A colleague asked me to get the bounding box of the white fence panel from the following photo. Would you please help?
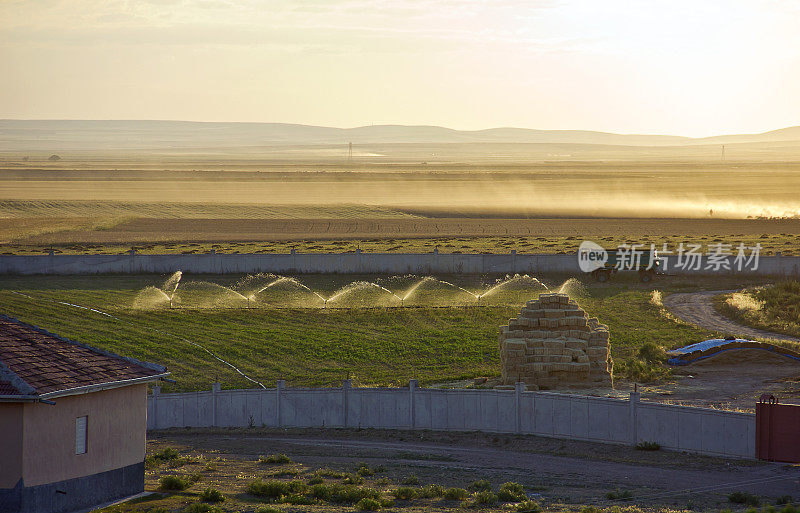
[147,383,756,459]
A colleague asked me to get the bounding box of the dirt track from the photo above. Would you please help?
[663,290,800,342]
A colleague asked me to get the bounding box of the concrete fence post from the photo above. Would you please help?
[515,382,525,433]
[151,386,160,430]
[629,391,640,445]
[409,379,419,429]
[212,382,221,427]
[342,379,352,428]
[276,380,285,428]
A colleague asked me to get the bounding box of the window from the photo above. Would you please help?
[75,416,88,455]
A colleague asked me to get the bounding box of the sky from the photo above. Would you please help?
[1,0,800,137]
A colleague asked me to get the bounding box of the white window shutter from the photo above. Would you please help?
[75,416,87,454]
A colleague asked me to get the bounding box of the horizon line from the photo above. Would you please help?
[1,118,798,140]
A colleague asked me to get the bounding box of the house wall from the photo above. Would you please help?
[22,384,148,487]
[0,403,24,488]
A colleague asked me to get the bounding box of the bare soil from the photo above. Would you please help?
[146,428,800,510]
[650,291,800,411]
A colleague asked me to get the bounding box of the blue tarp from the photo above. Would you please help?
[667,338,800,366]
[667,338,751,355]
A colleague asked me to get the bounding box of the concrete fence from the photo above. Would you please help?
[3,251,800,276]
[147,381,756,459]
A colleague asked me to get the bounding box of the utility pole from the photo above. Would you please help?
[348,141,353,161]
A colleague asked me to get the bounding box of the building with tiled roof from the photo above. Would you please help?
[0,316,168,513]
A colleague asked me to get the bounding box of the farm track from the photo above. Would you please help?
[663,290,800,342]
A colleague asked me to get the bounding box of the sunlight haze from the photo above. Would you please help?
[2,0,800,136]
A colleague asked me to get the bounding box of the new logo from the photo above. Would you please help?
[578,241,607,273]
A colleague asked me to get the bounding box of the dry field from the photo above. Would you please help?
[3,160,800,253]
[4,162,800,219]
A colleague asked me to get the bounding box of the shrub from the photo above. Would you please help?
[309,483,380,504]
[255,507,282,513]
[199,488,224,503]
[581,507,602,513]
[159,475,190,491]
[356,497,382,511]
[419,484,445,498]
[497,482,526,502]
[154,447,180,461]
[468,480,493,492]
[316,468,346,478]
[605,489,633,500]
[356,463,375,476]
[259,453,292,465]
[728,491,760,506]
[247,480,288,498]
[281,494,314,505]
[777,496,794,506]
[635,441,661,451]
[307,476,323,485]
[615,357,671,383]
[393,486,417,500]
[516,501,543,512]
[343,473,364,485]
[375,477,390,487]
[637,342,666,363]
[469,490,499,505]
[401,475,421,486]
[246,480,306,498]
[183,504,219,513]
[444,487,469,500]
[146,448,183,469]
[268,469,299,478]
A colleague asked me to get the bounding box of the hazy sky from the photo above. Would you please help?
[2,0,800,136]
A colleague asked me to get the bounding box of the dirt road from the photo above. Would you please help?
[663,290,800,342]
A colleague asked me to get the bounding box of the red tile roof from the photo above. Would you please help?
[0,316,167,398]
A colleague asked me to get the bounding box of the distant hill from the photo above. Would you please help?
[0,119,799,151]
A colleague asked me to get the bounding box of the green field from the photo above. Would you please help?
[0,273,756,392]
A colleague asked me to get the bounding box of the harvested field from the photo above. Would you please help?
[5,216,800,255]
[0,200,418,219]
[3,162,800,219]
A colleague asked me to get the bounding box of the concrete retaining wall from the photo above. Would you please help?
[2,251,799,275]
[147,382,756,459]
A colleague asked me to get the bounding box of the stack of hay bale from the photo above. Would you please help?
[499,293,613,389]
